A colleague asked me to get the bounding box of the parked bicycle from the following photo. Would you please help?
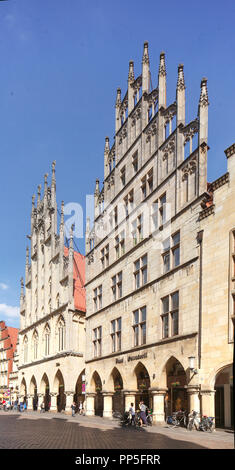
[187,410,200,430]
[199,415,215,432]
[167,410,188,428]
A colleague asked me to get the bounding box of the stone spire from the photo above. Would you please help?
[198,78,209,145]
[176,64,186,125]
[43,173,48,212]
[60,201,64,229]
[51,160,56,205]
[115,88,122,134]
[128,60,135,83]
[20,277,24,311]
[128,61,135,115]
[142,41,150,94]
[158,51,166,109]
[104,137,110,180]
[37,185,41,208]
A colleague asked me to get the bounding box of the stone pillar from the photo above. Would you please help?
[27,394,34,410]
[65,391,74,415]
[200,389,216,419]
[102,392,113,419]
[151,388,167,424]
[123,391,137,412]
[224,384,231,428]
[85,393,96,416]
[50,392,57,412]
[187,386,201,414]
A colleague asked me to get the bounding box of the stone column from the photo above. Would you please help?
[187,386,201,414]
[85,393,96,416]
[151,388,167,424]
[123,391,137,412]
[27,394,34,410]
[65,391,74,415]
[200,389,216,419]
[50,392,57,412]
[102,392,114,419]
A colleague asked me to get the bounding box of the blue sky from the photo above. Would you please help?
[0,0,234,328]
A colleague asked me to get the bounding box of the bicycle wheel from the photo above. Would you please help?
[187,420,194,431]
[209,422,215,432]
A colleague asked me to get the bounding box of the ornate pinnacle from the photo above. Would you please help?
[159,51,166,77]
[105,136,110,153]
[199,77,209,107]
[26,246,29,264]
[177,64,185,91]
[37,185,41,206]
[60,201,64,227]
[52,160,56,185]
[128,60,135,82]
[95,179,100,196]
[115,88,121,108]
[142,41,149,65]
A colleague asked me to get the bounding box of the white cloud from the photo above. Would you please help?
[0,304,19,319]
[0,283,9,290]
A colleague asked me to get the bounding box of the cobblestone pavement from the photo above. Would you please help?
[0,411,233,449]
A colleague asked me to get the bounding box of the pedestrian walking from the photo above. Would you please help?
[79,401,83,415]
[13,400,18,411]
[71,402,76,417]
[139,401,148,427]
[129,402,135,425]
[40,402,45,413]
[24,401,27,412]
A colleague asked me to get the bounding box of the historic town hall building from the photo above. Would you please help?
[85,42,234,427]
[18,163,86,413]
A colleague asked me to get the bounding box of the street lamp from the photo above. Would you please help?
[188,356,198,374]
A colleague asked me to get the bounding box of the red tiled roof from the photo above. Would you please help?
[64,247,86,312]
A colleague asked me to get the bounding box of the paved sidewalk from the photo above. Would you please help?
[0,410,233,449]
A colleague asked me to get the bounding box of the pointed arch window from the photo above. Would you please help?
[23,335,28,363]
[58,316,65,351]
[32,330,39,360]
[56,293,60,309]
[44,324,50,356]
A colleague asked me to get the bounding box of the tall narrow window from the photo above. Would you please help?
[111,317,122,352]
[33,331,38,360]
[58,317,65,351]
[132,152,138,173]
[162,297,169,338]
[159,193,166,225]
[172,232,180,268]
[93,326,102,357]
[162,238,170,273]
[171,292,179,336]
[133,307,147,347]
[44,325,50,356]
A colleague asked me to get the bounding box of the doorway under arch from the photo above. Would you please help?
[53,370,66,412]
[74,369,85,413]
[29,375,38,410]
[215,364,233,428]
[164,357,187,416]
[40,373,50,411]
[134,362,151,410]
[91,371,103,416]
[110,367,124,414]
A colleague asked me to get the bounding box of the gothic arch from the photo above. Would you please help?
[106,367,124,392]
[90,370,103,393]
[159,355,188,388]
[29,375,37,395]
[53,369,66,412]
[20,377,27,397]
[208,362,233,390]
[39,372,50,394]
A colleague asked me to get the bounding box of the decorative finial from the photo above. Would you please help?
[95,179,100,195]
[105,137,110,152]
[159,51,166,77]
[128,60,134,82]
[142,41,149,65]
[177,64,185,91]
[32,194,35,207]
[199,77,209,107]
[115,88,121,107]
